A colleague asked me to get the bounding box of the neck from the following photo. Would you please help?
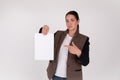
[68,28,77,37]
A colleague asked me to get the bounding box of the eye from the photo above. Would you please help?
[66,19,69,23]
[71,19,75,22]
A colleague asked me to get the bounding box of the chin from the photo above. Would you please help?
[68,27,75,31]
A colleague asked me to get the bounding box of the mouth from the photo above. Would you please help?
[67,26,73,29]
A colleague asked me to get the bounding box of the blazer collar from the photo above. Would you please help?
[64,26,79,38]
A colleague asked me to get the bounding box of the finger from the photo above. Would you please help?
[64,45,69,48]
[64,45,71,48]
[72,42,76,47]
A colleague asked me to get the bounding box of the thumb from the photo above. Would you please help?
[72,42,76,47]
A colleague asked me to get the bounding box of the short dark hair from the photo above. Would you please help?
[39,27,42,33]
[65,11,79,21]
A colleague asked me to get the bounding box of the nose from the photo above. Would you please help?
[68,22,72,26]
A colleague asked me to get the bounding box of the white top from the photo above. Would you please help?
[55,34,72,78]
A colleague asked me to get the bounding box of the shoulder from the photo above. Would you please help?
[79,34,90,46]
[76,33,90,46]
[54,30,65,36]
[55,30,65,34]
[78,33,89,40]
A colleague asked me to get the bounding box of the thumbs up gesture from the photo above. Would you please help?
[64,42,81,57]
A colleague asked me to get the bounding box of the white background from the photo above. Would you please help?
[0,0,120,80]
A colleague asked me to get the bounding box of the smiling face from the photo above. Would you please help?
[42,25,49,35]
[65,14,79,31]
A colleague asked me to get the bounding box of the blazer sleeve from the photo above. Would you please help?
[76,37,90,66]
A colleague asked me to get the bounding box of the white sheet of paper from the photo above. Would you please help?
[34,33,54,60]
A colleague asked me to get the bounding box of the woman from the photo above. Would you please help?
[40,11,90,80]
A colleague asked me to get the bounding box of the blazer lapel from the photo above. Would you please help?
[55,31,67,62]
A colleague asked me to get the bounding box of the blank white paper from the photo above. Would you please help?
[34,33,54,60]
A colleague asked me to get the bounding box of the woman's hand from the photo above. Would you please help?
[42,25,49,35]
[64,42,81,57]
